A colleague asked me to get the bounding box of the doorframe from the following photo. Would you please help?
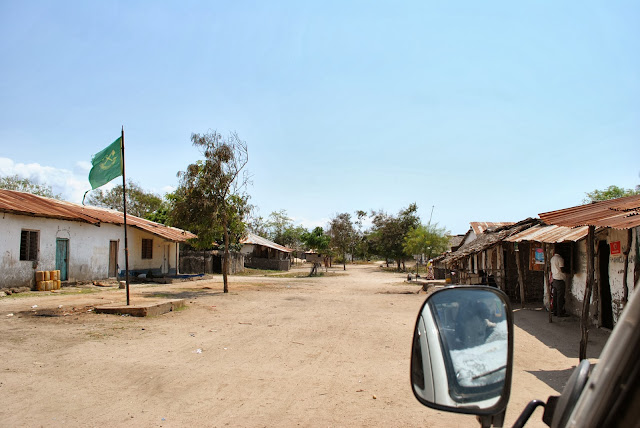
[162,243,171,274]
[55,238,69,281]
[108,240,119,278]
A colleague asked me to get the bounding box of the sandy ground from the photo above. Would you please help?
[0,263,610,427]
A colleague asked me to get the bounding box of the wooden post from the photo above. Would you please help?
[579,226,595,361]
[594,239,601,327]
[567,242,574,315]
[544,243,552,323]
[622,229,632,305]
[515,246,526,308]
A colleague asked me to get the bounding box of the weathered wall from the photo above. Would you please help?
[124,228,178,277]
[239,244,254,256]
[180,250,245,274]
[567,228,639,326]
[1,212,179,289]
[566,240,587,317]
[245,257,290,271]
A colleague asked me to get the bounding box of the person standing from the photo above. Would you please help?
[550,251,568,317]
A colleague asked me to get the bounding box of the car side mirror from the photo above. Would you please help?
[411,286,513,417]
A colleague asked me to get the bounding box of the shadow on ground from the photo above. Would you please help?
[141,289,226,300]
[513,306,610,361]
[527,367,578,394]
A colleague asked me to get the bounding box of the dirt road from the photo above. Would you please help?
[0,264,609,427]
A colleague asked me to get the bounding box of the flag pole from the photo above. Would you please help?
[121,126,131,305]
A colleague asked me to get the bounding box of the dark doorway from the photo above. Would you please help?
[598,240,613,329]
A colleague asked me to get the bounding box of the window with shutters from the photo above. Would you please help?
[20,230,39,261]
[142,238,153,259]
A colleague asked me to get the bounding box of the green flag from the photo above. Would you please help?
[88,137,123,189]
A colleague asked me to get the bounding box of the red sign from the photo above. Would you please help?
[610,241,621,255]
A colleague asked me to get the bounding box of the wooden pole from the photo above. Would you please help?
[515,247,526,308]
[222,209,229,293]
[567,242,574,315]
[120,126,130,306]
[594,239,601,327]
[622,229,632,306]
[579,226,595,360]
[544,243,552,323]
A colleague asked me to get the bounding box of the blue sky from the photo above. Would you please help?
[1,1,638,234]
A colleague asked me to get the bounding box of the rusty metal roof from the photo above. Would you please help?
[539,195,640,230]
[0,189,196,242]
[505,224,589,243]
[470,222,515,235]
[240,232,294,253]
[443,218,539,264]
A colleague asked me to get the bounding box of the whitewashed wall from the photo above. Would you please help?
[127,228,178,276]
[568,240,588,315]
[240,244,255,255]
[1,212,178,289]
[568,228,639,325]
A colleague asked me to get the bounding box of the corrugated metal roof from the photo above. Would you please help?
[443,218,539,264]
[539,195,640,230]
[470,222,515,235]
[505,224,589,243]
[240,232,294,253]
[0,189,196,242]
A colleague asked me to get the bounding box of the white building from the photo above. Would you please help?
[0,189,196,289]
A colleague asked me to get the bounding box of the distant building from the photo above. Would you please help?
[240,232,293,271]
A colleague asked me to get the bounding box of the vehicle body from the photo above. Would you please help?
[410,285,640,427]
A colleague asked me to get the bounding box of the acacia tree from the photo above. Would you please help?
[353,210,370,261]
[369,203,420,270]
[246,212,270,238]
[403,223,450,274]
[86,180,165,219]
[301,227,331,251]
[171,131,249,293]
[583,185,640,203]
[0,175,61,199]
[249,209,306,250]
[328,212,356,270]
[301,226,331,275]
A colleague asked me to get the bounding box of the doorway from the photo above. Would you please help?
[55,238,69,281]
[108,241,118,278]
[162,244,171,274]
[598,240,613,329]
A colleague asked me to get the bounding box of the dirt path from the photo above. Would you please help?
[0,264,609,427]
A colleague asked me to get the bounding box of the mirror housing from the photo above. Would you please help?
[411,286,513,416]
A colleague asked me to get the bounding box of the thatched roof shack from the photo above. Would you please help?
[442,218,541,302]
[443,218,539,264]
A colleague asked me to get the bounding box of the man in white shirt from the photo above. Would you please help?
[550,251,568,317]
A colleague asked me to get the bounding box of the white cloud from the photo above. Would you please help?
[74,161,91,174]
[0,157,92,203]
